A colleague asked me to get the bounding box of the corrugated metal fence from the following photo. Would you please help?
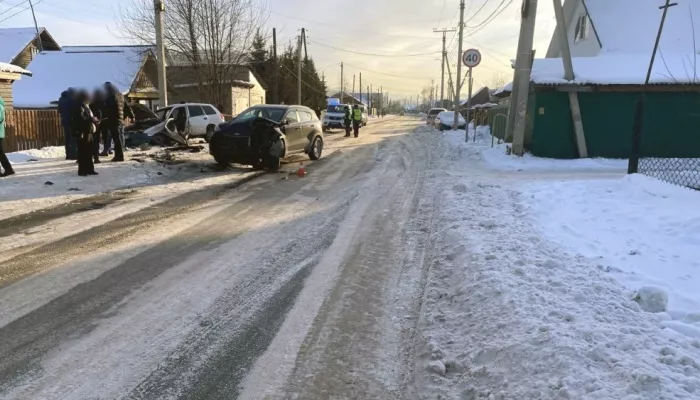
[5,110,64,152]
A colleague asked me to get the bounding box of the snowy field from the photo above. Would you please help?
[417,127,700,399]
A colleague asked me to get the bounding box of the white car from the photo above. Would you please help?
[434,111,466,131]
[426,108,447,126]
[146,103,225,139]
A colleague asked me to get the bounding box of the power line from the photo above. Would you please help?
[0,0,41,23]
[0,0,30,17]
[280,64,327,97]
[343,62,438,80]
[466,0,515,33]
[309,40,441,58]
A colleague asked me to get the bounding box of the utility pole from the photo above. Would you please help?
[340,62,344,104]
[552,0,587,157]
[154,0,168,107]
[510,0,538,155]
[352,74,356,99]
[434,28,456,108]
[272,28,278,104]
[367,85,370,109]
[297,29,304,105]
[359,73,362,104]
[453,0,466,128]
[28,0,41,52]
[380,86,383,111]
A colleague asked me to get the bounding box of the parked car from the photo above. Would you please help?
[322,103,351,131]
[426,108,447,126]
[434,111,466,131]
[209,105,324,171]
[356,105,369,126]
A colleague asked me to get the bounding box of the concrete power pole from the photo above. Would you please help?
[154,0,168,107]
[552,0,587,158]
[340,62,344,104]
[359,73,362,104]
[510,0,538,156]
[272,28,278,104]
[297,30,303,105]
[434,28,456,108]
[352,74,356,99]
[453,0,466,128]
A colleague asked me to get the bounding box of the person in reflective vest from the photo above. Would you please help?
[343,105,352,137]
[352,105,363,138]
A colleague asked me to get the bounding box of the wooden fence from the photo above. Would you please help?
[4,109,64,153]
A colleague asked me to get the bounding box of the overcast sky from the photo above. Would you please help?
[0,0,558,101]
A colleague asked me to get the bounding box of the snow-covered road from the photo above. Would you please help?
[0,117,436,399]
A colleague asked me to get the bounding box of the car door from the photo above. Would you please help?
[187,105,207,136]
[168,105,190,136]
[283,109,304,151]
[297,109,315,149]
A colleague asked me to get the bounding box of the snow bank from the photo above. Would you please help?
[482,143,627,171]
[7,146,65,164]
[416,129,700,399]
[522,173,700,338]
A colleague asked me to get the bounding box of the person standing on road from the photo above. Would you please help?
[90,89,106,164]
[103,82,128,162]
[72,90,98,177]
[352,104,363,138]
[0,96,15,177]
[58,88,78,160]
[343,105,352,138]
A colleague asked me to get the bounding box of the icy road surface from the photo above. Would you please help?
[0,117,437,399]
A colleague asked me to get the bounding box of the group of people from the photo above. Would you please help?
[343,104,364,138]
[58,82,134,176]
[0,95,14,178]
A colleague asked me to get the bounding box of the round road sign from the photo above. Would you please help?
[462,49,482,68]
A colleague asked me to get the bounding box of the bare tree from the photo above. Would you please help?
[488,72,508,89]
[118,0,269,107]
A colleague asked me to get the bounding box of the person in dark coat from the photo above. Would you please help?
[343,106,352,137]
[72,90,98,176]
[174,107,187,137]
[58,88,78,160]
[103,82,129,162]
[90,89,105,164]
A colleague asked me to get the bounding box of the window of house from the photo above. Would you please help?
[574,13,589,43]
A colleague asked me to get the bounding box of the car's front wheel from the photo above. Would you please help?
[213,152,229,166]
[309,136,323,160]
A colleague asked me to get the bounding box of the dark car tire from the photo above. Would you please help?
[205,125,215,143]
[213,152,229,166]
[265,155,280,171]
[309,136,323,160]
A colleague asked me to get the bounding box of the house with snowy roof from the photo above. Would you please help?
[0,62,32,111]
[12,45,161,109]
[523,0,700,159]
[0,27,61,70]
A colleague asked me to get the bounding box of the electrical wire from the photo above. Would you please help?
[0,0,41,24]
[280,64,328,97]
[0,0,30,17]
[343,62,439,80]
[308,40,441,58]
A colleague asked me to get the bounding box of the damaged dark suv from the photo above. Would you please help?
[209,105,324,171]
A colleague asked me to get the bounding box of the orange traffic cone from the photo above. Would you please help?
[297,162,307,177]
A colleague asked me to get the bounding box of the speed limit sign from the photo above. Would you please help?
[462,48,482,68]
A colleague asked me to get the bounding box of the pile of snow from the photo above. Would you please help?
[416,128,700,399]
[482,143,628,171]
[522,173,700,339]
[436,111,465,127]
[7,146,65,163]
[0,61,30,76]
[418,112,427,121]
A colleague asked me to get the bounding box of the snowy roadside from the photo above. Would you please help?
[415,128,700,399]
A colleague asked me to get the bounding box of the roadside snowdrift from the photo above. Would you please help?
[415,130,700,399]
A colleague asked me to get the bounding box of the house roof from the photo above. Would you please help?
[13,47,153,108]
[493,81,513,97]
[167,65,258,89]
[0,27,60,63]
[531,53,700,85]
[0,61,31,76]
[328,91,366,105]
[585,0,700,55]
[460,86,489,106]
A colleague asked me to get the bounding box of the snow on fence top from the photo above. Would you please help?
[0,61,31,76]
[531,53,700,86]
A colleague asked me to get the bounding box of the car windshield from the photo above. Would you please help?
[327,105,349,113]
[236,107,286,122]
[155,108,171,121]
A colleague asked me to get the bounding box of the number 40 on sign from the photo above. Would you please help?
[462,49,481,68]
